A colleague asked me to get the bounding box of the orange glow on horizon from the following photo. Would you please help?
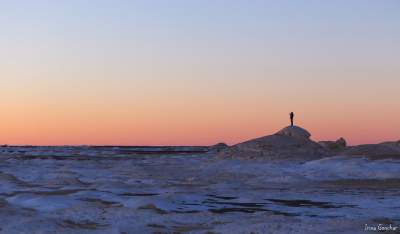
[1,1,399,146]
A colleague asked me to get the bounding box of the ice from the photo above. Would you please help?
[6,194,79,212]
[0,146,399,233]
[300,156,400,180]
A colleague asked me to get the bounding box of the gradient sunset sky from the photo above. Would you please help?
[1,1,399,146]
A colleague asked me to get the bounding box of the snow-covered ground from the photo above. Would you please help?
[0,147,399,233]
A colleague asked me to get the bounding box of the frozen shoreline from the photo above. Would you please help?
[0,147,399,233]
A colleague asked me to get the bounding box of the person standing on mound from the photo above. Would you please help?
[290,112,294,126]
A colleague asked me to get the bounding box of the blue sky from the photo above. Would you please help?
[1,0,399,145]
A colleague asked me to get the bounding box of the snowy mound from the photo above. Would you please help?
[319,137,347,151]
[343,143,400,159]
[380,140,400,147]
[218,126,328,160]
[276,126,311,139]
[208,142,229,153]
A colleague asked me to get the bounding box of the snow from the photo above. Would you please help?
[0,146,399,233]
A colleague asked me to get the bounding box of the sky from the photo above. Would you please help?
[1,0,399,146]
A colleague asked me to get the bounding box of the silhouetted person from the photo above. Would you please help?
[290,112,294,126]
